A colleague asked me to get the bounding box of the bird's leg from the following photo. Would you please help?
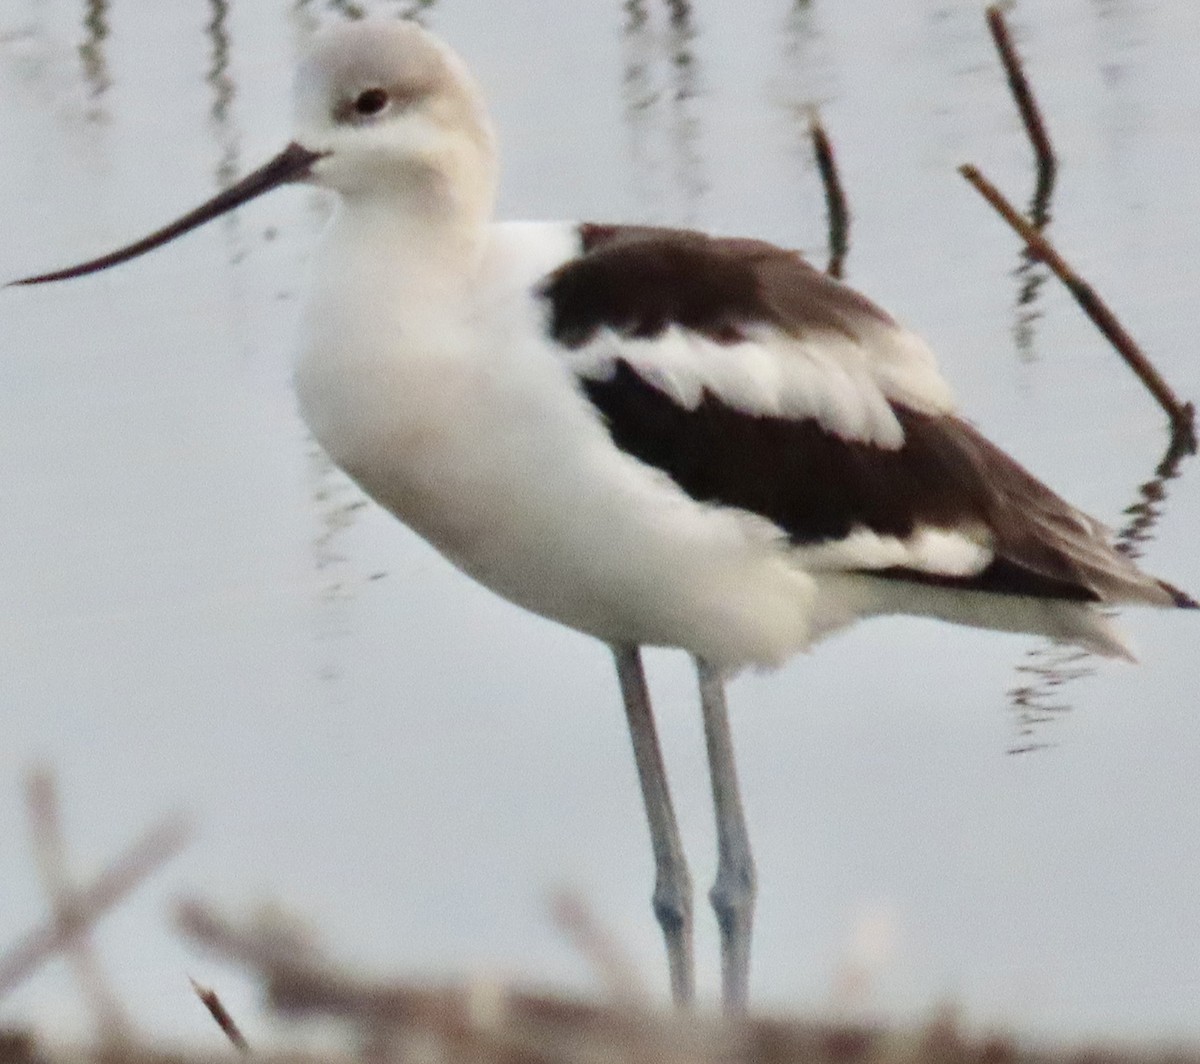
[696,657,757,1012]
[611,644,695,1007]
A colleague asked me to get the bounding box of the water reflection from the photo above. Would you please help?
[78,0,110,118]
[663,1,707,219]
[291,0,321,42]
[401,0,437,25]
[327,0,367,20]
[620,0,708,225]
[780,0,832,97]
[1010,169,1055,363]
[996,6,1190,743]
[279,1,423,681]
[988,3,1059,364]
[1008,644,1093,755]
[205,0,240,192]
[1113,429,1195,563]
[292,1,436,28]
[1089,0,1146,131]
[620,1,662,221]
[201,0,256,291]
[301,196,370,697]
[779,0,848,275]
[1007,434,1193,751]
[307,442,373,694]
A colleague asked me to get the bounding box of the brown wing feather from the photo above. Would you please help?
[545,223,893,348]
[548,225,1193,608]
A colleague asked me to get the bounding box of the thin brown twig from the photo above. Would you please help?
[986,5,1056,360]
[0,813,191,999]
[807,107,849,279]
[959,163,1196,447]
[985,4,1056,183]
[190,977,250,1052]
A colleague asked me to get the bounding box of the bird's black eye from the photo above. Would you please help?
[353,88,390,116]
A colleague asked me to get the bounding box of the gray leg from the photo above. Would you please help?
[612,644,695,1006]
[696,657,757,1012]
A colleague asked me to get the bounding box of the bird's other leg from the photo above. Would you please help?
[611,644,695,1007]
[696,657,757,1012]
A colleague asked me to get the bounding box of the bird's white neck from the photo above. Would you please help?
[330,152,495,280]
[296,163,500,480]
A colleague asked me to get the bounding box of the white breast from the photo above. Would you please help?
[293,218,830,669]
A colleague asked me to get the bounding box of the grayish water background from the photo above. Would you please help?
[2,0,1199,1042]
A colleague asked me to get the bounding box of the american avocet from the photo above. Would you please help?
[13,20,1194,1011]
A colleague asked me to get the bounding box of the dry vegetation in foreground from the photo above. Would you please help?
[6,5,1200,1061]
[3,770,1200,1064]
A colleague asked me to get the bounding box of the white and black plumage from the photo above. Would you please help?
[14,20,1194,1011]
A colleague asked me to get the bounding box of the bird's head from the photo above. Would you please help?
[12,20,497,286]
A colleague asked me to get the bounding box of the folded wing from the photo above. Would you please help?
[540,224,1193,610]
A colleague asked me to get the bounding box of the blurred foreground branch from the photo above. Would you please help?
[23,769,137,1042]
[10,904,1200,1064]
[169,900,1200,1064]
[4,863,1200,1063]
[0,771,190,1005]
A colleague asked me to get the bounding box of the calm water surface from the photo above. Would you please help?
[1,0,1199,1042]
